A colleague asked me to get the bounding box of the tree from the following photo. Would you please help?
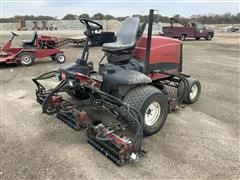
[62,14,76,20]
[173,14,181,20]
[36,15,56,20]
[79,14,90,19]
[116,16,127,21]
[92,13,104,20]
[132,14,142,18]
[232,13,240,23]
[1,12,240,24]
[161,16,170,23]
[140,15,148,22]
[0,18,17,23]
[105,14,115,20]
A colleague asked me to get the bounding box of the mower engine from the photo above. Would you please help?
[38,34,58,48]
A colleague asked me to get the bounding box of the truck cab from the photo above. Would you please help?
[190,22,214,40]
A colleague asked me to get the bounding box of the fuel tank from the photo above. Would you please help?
[132,36,182,74]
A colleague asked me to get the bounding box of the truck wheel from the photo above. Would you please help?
[123,86,168,136]
[206,34,213,41]
[19,52,34,66]
[178,34,186,41]
[177,78,201,104]
[54,53,66,64]
[195,37,200,40]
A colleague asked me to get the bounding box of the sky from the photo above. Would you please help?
[0,0,239,18]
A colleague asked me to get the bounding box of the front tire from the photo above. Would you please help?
[54,53,66,64]
[123,86,169,136]
[206,33,213,41]
[179,34,186,41]
[19,52,34,66]
[177,78,201,104]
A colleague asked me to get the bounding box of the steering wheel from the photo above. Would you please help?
[11,32,19,36]
[79,18,103,31]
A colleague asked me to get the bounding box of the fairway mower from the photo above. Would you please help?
[33,9,201,166]
[0,31,67,66]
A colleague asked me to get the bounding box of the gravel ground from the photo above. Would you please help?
[0,31,239,179]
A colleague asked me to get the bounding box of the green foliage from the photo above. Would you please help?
[1,12,239,24]
[0,18,17,23]
[79,14,90,19]
[0,15,56,23]
[62,14,76,20]
[115,16,128,21]
[105,14,115,20]
[187,13,240,24]
[92,13,104,20]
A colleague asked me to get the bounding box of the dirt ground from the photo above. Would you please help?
[0,31,239,179]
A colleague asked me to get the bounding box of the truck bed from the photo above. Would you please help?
[162,26,195,38]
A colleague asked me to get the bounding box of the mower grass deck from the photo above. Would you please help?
[35,88,142,166]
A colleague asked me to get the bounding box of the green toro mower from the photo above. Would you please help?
[33,9,201,166]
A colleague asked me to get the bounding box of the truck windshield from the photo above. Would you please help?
[196,23,204,30]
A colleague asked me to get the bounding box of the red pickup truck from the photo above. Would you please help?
[162,18,214,41]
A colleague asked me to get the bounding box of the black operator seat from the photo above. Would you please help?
[22,31,37,47]
[102,17,140,52]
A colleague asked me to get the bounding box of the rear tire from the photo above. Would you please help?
[123,86,169,136]
[54,53,66,64]
[177,78,201,104]
[195,37,200,40]
[178,34,186,41]
[19,52,34,66]
[206,33,213,41]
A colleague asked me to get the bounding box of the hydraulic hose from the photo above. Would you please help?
[86,86,143,153]
[33,71,143,153]
[42,80,66,114]
[32,70,59,92]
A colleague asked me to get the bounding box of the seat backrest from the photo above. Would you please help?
[30,31,37,44]
[116,17,140,46]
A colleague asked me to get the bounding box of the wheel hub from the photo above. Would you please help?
[58,55,65,62]
[190,84,198,100]
[145,102,161,126]
[22,55,31,64]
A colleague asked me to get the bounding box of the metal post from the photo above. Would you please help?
[145,9,154,74]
